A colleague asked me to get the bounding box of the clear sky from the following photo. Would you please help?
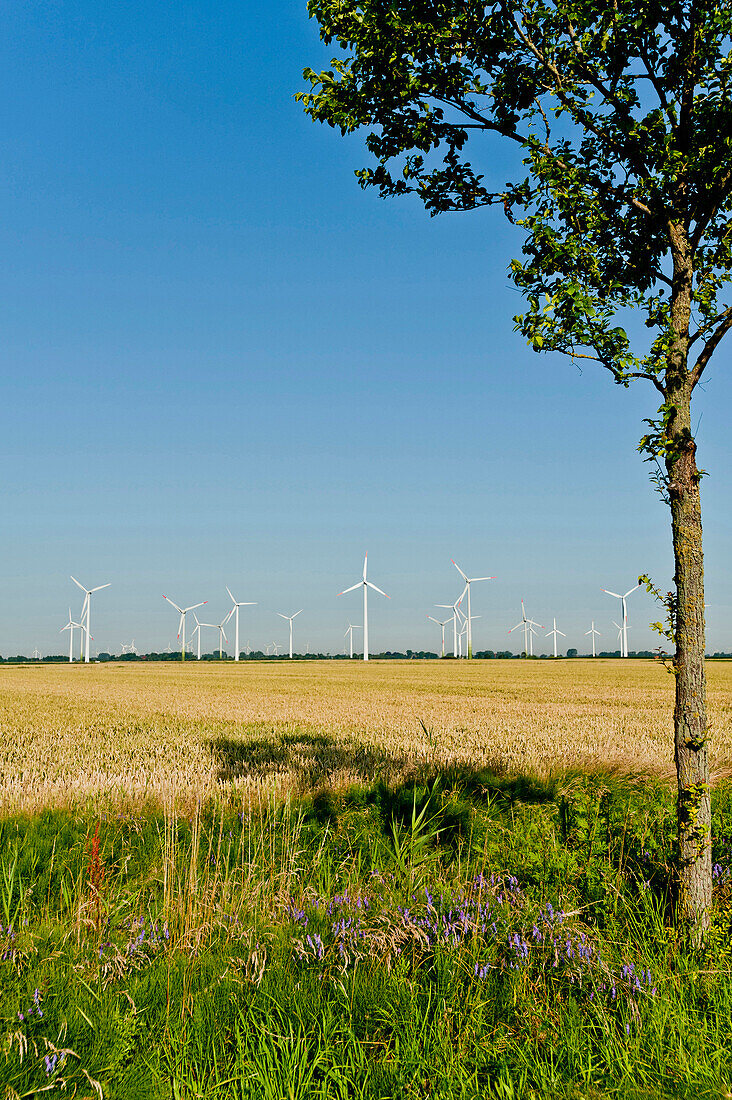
[1,0,730,658]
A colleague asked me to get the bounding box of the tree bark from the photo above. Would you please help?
[664,218,711,939]
[665,381,711,939]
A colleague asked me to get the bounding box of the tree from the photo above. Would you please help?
[298,0,732,937]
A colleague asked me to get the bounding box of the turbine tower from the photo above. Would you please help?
[162,595,207,661]
[277,610,303,659]
[545,617,567,658]
[71,576,111,664]
[451,560,495,658]
[427,615,451,658]
[60,608,83,663]
[338,554,389,662]
[344,623,361,659]
[585,621,602,657]
[509,600,543,657]
[225,587,257,662]
[602,584,641,657]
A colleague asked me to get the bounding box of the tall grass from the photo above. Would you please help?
[2,768,732,1097]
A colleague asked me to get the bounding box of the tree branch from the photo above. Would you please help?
[560,348,666,393]
[688,305,732,347]
[638,44,677,131]
[690,306,732,388]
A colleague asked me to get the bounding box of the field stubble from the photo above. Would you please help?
[2,659,731,812]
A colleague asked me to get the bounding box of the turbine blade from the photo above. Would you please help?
[451,559,468,581]
[70,576,86,593]
[363,554,368,580]
[470,576,496,582]
[339,582,361,596]
[184,602,207,612]
[91,583,111,593]
[624,584,642,598]
[277,613,288,620]
[366,582,389,598]
[602,589,621,598]
[293,610,303,618]
[163,596,184,614]
[226,586,236,603]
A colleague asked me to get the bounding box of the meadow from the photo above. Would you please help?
[2,660,732,1099]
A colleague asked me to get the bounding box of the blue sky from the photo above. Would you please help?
[1,0,730,657]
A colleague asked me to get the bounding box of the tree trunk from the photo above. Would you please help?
[665,381,711,939]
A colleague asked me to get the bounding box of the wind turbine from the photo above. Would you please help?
[121,640,138,656]
[508,602,541,651]
[338,554,389,662]
[509,600,543,657]
[199,615,229,659]
[277,610,302,659]
[214,616,228,659]
[344,623,361,658]
[60,609,82,663]
[602,584,641,657]
[271,641,282,656]
[162,595,207,660]
[451,561,495,658]
[612,620,627,651]
[545,617,567,658]
[585,621,602,657]
[191,613,207,660]
[71,576,111,663]
[225,587,257,662]
[427,615,451,658]
[435,594,465,657]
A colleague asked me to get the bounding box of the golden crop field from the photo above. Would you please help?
[2,659,731,813]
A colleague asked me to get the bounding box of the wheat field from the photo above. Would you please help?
[2,659,731,812]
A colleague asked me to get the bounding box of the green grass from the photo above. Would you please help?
[3,767,732,1098]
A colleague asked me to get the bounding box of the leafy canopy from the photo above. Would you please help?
[299,0,732,394]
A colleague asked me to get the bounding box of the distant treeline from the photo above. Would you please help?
[3,650,730,663]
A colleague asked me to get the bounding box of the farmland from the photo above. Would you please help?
[2,658,732,813]
[4,660,732,1098]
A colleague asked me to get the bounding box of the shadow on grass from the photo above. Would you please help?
[210,731,415,789]
[210,731,677,892]
[210,727,582,803]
